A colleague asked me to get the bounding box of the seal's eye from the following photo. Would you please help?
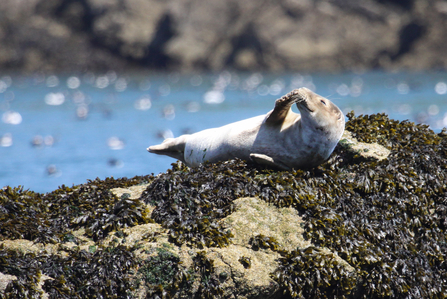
[320,100,327,106]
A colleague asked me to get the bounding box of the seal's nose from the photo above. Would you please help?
[294,88,310,103]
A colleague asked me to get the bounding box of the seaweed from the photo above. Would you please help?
[0,186,56,243]
[344,111,442,149]
[141,161,258,248]
[1,245,138,298]
[274,246,357,298]
[0,175,153,243]
[83,175,154,189]
[0,247,43,298]
[47,176,154,241]
[249,234,281,252]
[238,256,252,269]
[193,251,224,298]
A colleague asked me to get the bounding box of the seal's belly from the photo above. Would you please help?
[184,115,264,166]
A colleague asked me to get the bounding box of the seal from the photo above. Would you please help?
[148,87,345,170]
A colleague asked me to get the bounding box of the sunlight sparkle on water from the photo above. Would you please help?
[0,81,8,93]
[2,111,22,125]
[115,77,128,92]
[428,104,440,116]
[0,133,12,147]
[134,97,152,110]
[46,75,59,87]
[435,82,447,95]
[45,92,65,105]
[67,76,81,89]
[95,75,110,89]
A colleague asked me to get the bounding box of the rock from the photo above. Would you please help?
[101,194,350,298]
[0,272,16,294]
[221,197,310,251]
[0,192,351,298]
[339,130,391,162]
[1,0,447,72]
[0,113,446,298]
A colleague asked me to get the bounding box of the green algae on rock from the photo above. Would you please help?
[1,113,447,298]
[135,246,192,298]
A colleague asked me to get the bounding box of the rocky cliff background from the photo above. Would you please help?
[1,0,447,73]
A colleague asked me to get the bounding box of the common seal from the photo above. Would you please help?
[148,87,345,170]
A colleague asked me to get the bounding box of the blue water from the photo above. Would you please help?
[1,71,446,193]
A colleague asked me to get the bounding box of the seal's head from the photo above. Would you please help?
[293,87,345,138]
[291,87,345,161]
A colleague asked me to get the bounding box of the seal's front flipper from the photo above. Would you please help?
[265,90,302,126]
[147,136,187,161]
[250,153,290,170]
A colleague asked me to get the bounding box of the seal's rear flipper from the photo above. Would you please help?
[250,153,290,170]
[147,136,187,161]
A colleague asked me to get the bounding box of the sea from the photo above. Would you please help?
[1,71,446,193]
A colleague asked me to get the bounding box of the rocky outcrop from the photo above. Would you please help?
[1,113,447,298]
[1,0,447,73]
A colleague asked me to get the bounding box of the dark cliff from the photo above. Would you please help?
[1,0,447,73]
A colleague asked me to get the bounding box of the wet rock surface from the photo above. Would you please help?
[1,112,446,298]
[1,0,447,73]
